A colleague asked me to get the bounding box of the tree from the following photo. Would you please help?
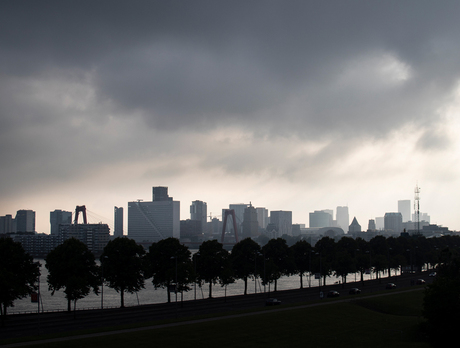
[0,238,40,324]
[313,237,336,286]
[231,238,261,295]
[147,237,193,303]
[262,238,294,291]
[195,240,231,298]
[291,240,312,289]
[46,238,99,313]
[101,237,146,308]
[335,237,357,286]
[422,256,460,347]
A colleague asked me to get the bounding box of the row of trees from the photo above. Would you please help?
[2,233,460,320]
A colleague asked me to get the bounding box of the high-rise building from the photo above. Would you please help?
[270,210,292,236]
[114,206,124,237]
[0,214,14,234]
[336,206,349,232]
[255,207,269,229]
[15,210,35,233]
[309,210,332,228]
[375,217,384,230]
[384,212,403,233]
[152,187,172,201]
[398,200,411,222]
[242,204,259,239]
[50,210,72,235]
[190,200,207,234]
[128,187,180,244]
[349,217,361,233]
[368,219,376,231]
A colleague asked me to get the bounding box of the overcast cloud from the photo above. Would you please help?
[1,1,460,232]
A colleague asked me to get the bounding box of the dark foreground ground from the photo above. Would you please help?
[0,271,432,342]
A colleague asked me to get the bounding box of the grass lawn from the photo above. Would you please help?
[21,290,430,348]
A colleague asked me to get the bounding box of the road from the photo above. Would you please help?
[0,270,432,344]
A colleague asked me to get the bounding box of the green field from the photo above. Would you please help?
[3,290,430,348]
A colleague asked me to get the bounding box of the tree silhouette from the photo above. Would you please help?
[46,238,99,313]
[147,237,193,303]
[0,238,40,324]
[231,238,261,295]
[101,237,146,308]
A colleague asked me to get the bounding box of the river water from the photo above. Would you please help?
[10,260,380,314]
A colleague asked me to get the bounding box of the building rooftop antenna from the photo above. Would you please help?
[414,184,421,235]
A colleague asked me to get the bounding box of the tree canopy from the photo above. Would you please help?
[147,237,193,303]
[101,237,146,308]
[195,240,232,298]
[231,238,261,295]
[45,238,99,312]
[0,237,40,323]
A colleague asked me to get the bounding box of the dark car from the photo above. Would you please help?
[386,283,396,289]
[349,288,361,295]
[327,290,340,298]
[265,298,281,306]
[416,279,426,285]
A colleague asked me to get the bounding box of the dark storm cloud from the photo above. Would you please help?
[2,1,460,139]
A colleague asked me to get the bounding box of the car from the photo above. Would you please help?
[265,298,281,306]
[386,283,397,289]
[429,272,436,277]
[416,279,426,285]
[327,290,340,298]
[349,288,361,295]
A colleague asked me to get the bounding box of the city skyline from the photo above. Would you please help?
[0,191,436,235]
[1,2,460,233]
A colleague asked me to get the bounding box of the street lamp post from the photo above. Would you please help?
[101,256,108,310]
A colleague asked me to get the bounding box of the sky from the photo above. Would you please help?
[2,1,460,234]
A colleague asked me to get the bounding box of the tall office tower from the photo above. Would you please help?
[368,219,376,231]
[309,210,332,228]
[242,204,259,239]
[15,210,35,233]
[384,212,403,233]
[0,214,13,234]
[336,206,349,232]
[152,186,172,201]
[128,187,180,243]
[349,217,361,233]
[270,210,292,236]
[375,217,384,230]
[50,209,72,235]
[398,200,411,222]
[255,207,269,229]
[114,206,124,237]
[190,200,207,234]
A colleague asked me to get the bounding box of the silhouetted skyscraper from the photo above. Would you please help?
[336,206,349,232]
[309,210,332,228]
[398,200,411,222]
[50,209,72,235]
[128,187,180,243]
[114,206,124,237]
[15,210,35,233]
[270,210,292,236]
[349,217,361,233]
[384,212,403,233]
[190,200,207,234]
[242,203,259,238]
